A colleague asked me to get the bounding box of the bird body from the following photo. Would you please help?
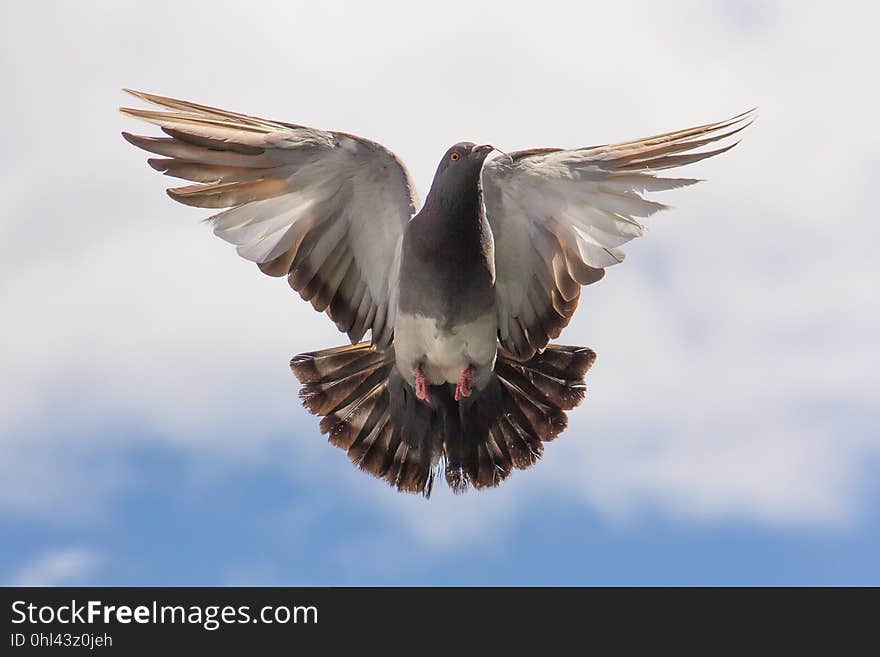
[396,142,497,394]
[121,89,753,495]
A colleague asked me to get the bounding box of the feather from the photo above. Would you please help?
[121,132,274,167]
[147,158,276,183]
[167,178,290,208]
[484,108,753,356]
[122,89,419,350]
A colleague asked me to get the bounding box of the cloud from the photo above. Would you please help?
[1,0,877,549]
[7,548,102,587]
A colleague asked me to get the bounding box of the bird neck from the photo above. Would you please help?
[422,177,484,229]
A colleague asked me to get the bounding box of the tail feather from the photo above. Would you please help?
[290,342,386,384]
[291,345,439,495]
[290,342,596,495]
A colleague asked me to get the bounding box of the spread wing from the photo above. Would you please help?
[482,109,755,359]
[121,89,418,349]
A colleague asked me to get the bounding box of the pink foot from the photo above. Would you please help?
[415,367,431,403]
[454,365,474,401]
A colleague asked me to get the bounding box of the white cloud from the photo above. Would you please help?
[7,548,102,587]
[1,1,878,545]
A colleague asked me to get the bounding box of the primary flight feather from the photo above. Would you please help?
[121,89,753,495]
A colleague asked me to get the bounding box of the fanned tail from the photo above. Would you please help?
[290,342,596,495]
[290,343,440,495]
[445,345,596,491]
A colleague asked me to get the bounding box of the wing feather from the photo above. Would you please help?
[483,109,755,358]
[122,90,419,348]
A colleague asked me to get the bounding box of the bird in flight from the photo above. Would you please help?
[121,89,752,495]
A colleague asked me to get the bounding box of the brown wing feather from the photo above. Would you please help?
[484,109,755,358]
[121,89,417,348]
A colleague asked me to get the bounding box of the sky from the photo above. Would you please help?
[1,0,878,586]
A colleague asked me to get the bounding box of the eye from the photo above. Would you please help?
[450,152,460,161]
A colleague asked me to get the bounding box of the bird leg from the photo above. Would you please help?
[414,366,431,403]
[454,365,474,401]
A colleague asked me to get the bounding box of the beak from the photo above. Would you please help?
[472,143,512,162]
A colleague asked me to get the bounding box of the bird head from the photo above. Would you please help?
[426,142,495,204]
[438,142,494,172]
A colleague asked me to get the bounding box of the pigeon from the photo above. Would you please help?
[121,89,753,495]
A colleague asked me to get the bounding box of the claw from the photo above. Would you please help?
[454,365,473,401]
[415,367,431,403]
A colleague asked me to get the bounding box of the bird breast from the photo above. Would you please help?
[394,311,497,387]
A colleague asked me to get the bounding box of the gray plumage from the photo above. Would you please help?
[121,89,753,494]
